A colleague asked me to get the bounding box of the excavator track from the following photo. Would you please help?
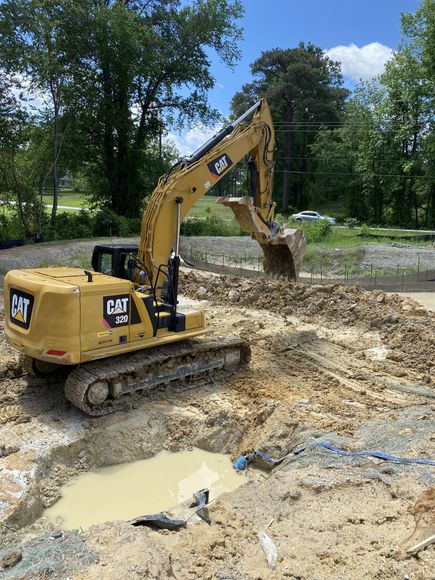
[64,336,251,416]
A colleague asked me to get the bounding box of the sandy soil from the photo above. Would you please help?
[394,292,435,312]
[0,251,435,577]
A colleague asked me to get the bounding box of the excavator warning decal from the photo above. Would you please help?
[103,294,129,328]
[10,289,34,329]
[207,154,233,178]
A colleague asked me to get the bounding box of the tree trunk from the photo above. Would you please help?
[281,101,293,212]
[429,184,435,228]
[50,114,59,226]
[10,150,31,237]
[50,83,61,227]
[101,65,116,208]
[112,68,134,216]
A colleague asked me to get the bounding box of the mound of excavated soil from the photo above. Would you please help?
[180,271,435,379]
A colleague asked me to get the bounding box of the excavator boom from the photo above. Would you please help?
[139,99,304,295]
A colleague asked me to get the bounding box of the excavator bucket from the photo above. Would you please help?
[217,197,306,281]
[259,228,305,281]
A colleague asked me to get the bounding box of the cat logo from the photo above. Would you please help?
[10,289,34,330]
[106,297,128,315]
[207,153,233,178]
[103,294,130,328]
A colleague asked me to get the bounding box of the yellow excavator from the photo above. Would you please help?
[4,99,305,415]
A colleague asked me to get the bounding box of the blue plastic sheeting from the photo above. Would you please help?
[233,441,435,471]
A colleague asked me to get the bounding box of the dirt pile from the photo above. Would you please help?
[180,271,435,378]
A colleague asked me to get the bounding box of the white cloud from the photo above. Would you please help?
[7,73,48,113]
[326,42,393,81]
[165,122,222,157]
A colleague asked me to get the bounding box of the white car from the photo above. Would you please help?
[292,211,336,225]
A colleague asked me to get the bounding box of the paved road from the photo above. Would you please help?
[391,292,435,312]
[46,204,86,211]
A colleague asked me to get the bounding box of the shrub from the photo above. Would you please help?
[93,208,130,237]
[286,216,331,244]
[44,210,94,240]
[360,223,370,237]
[0,214,25,241]
[344,217,360,229]
[181,215,245,236]
[305,219,332,243]
[127,217,142,235]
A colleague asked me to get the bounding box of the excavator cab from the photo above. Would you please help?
[91,244,139,280]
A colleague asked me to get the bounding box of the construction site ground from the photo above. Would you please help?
[0,239,435,579]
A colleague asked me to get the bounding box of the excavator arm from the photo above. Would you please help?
[139,99,305,303]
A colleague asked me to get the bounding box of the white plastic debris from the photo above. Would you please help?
[258,530,278,569]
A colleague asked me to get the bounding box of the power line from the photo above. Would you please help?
[273,156,430,163]
[273,129,430,134]
[273,170,435,179]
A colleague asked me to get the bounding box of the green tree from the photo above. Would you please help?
[231,43,348,212]
[0,0,79,225]
[0,78,43,238]
[309,0,435,228]
[310,81,387,223]
[0,0,244,221]
[65,0,244,217]
[395,0,435,227]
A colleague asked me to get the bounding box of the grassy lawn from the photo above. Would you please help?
[42,190,90,208]
[186,196,234,219]
[313,227,434,248]
[39,192,234,218]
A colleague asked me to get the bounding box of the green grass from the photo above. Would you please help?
[42,191,91,209]
[188,196,235,219]
[315,228,433,249]
[40,192,232,218]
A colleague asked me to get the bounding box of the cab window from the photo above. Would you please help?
[99,252,113,276]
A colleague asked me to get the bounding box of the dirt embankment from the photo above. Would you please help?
[0,264,434,578]
[181,271,435,378]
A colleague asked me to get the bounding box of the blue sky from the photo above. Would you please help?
[170,0,422,154]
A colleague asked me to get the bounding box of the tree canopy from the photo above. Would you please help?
[231,43,349,212]
[308,0,435,227]
[0,0,244,228]
[0,0,434,240]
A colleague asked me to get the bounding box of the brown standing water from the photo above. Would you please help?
[44,449,245,530]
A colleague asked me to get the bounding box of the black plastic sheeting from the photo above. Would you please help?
[129,488,210,531]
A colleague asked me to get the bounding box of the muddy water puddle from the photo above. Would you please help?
[44,448,244,530]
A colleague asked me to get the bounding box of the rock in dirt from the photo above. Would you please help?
[228,289,240,302]
[2,550,22,569]
[0,444,19,458]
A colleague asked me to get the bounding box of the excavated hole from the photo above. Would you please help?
[43,448,245,530]
[5,399,290,532]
